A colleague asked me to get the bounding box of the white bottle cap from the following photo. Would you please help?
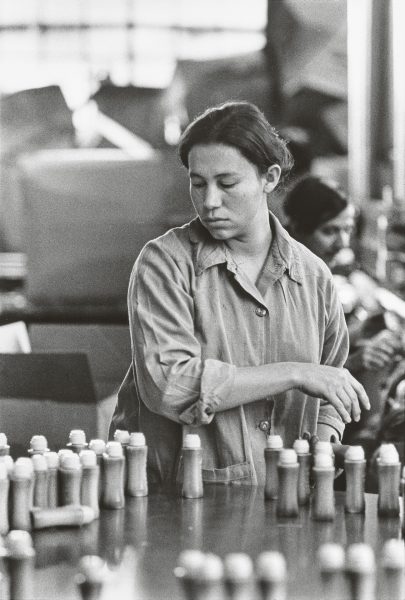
[201,553,224,581]
[318,544,345,571]
[80,449,97,467]
[30,435,48,452]
[15,457,34,475]
[256,551,286,581]
[13,461,32,479]
[61,453,81,470]
[0,433,8,447]
[5,530,35,558]
[89,439,106,455]
[345,446,365,461]
[314,453,334,469]
[293,439,310,454]
[379,443,399,465]
[266,435,283,450]
[177,549,205,577]
[129,432,146,447]
[183,434,201,449]
[279,448,298,465]
[69,429,86,445]
[114,430,130,444]
[0,455,14,474]
[224,553,253,581]
[45,451,59,469]
[0,463,7,479]
[345,544,375,574]
[106,441,123,458]
[31,454,47,472]
[381,539,405,569]
[78,555,106,583]
[58,449,74,459]
[315,441,334,456]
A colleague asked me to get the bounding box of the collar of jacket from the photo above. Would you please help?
[188,211,304,285]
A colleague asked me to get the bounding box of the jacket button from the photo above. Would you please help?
[255,307,267,317]
[259,420,270,432]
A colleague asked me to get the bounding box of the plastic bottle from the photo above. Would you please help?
[182,434,203,499]
[5,530,36,600]
[312,453,335,521]
[276,449,299,518]
[31,505,96,530]
[377,444,401,517]
[80,449,100,518]
[344,446,366,514]
[0,433,10,457]
[0,462,9,535]
[31,453,48,508]
[10,460,33,530]
[126,432,148,497]
[344,543,375,600]
[293,438,311,505]
[45,451,59,508]
[256,551,287,600]
[75,555,106,600]
[380,539,405,600]
[101,441,125,509]
[264,435,283,500]
[224,553,254,600]
[318,543,345,600]
[89,439,106,501]
[59,452,82,506]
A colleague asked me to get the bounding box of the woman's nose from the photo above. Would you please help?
[204,185,222,210]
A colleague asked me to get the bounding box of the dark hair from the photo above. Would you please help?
[178,101,294,188]
[284,175,348,233]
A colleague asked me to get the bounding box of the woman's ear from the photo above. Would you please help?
[264,164,281,193]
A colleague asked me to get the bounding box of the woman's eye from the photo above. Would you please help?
[221,182,236,189]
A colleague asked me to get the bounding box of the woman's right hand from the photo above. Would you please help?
[294,364,370,424]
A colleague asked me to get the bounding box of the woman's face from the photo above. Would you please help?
[188,143,279,242]
[298,205,356,266]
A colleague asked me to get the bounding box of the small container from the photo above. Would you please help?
[31,505,96,530]
[126,432,148,497]
[401,466,405,537]
[182,434,203,499]
[224,553,254,600]
[89,439,106,501]
[67,429,88,454]
[114,430,130,486]
[31,454,48,509]
[28,435,49,456]
[10,460,33,531]
[80,450,100,518]
[0,462,10,535]
[59,453,82,506]
[5,530,36,600]
[175,550,223,600]
[75,555,106,600]
[377,444,401,517]
[45,452,59,508]
[0,433,10,456]
[344,543,375,600]
[264,435,283,500]
[101,441,125,509]
[293,438,311,505]
[256,551,287,600]
[318,543,345,600]
[0,454,14,475]
[344,446,366,514]
[312,454,335,521]
[380,539,405,600]
[276,449,299,518]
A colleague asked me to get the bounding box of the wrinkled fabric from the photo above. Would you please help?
[111,212,349,485]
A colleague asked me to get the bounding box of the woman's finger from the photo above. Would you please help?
[349,375,370,410]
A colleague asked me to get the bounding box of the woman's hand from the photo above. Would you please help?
[294,364,370,424]
[356,330,402,371]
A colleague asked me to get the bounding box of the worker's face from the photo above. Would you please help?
[188,143,280,242]
[299,205,356,267]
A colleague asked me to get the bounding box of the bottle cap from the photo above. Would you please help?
[381,539,405,569]
[69,429,86,445]
[314,453,334,469]
[89,439,106,455]
[80,449,97,468]
[279,448,298,465]
[5,530,35,558]
[256,551,286,581]
[379,443,399,465]
[105,441,123,458]
[80,506,96,525]
[61,453,81,470]
[266,435,283,450]
[345,446,365,461]
[129,432,146,447]
[318,544,345,571]
[0,433,8,447]
[78,555,106,583]
[45,451,59,469]
[177,549,205,577]
[31,454,47,472]
[0,455,13,474]
[315,441,334,456]
[58,449,74,460]
[114,430,130,444]
[345,544,375,574]
[293,439,310,454]
[224,553,253,581]
[30,435,48,452]
[0,463,7,479]
[183,434,201,449]
[200,553,224,581]
[14,458,33,478]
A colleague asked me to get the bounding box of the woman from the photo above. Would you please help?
[111,102,369,486]
[284,176,402,375]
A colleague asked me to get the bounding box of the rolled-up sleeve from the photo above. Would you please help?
[129,239,236,427]
[318,276,350,439]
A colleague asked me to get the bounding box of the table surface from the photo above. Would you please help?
[17,488,403,600]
